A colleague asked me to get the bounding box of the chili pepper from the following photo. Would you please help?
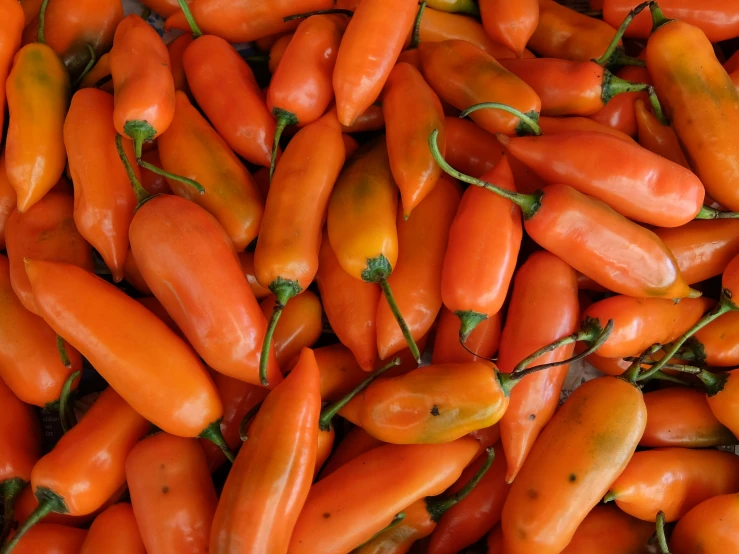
[80,504,146,554]
[312,344,376,403]
[5,192,94,314]
[419,40,540,136]
[138,149,171,195]
[355,447,495,554]
[183,35,276,167]
[486,525,504,553]
[495,129,704,228]
[559,505,655,554]
[267,33,292,74]
[538,115,634,142]
[0,380,41,543]
[432,307,502,364]
[340,104,385,133]
[327,138,421,363]
[5,21,70,213]
[0,158,17,251]
[254,111,344,383]
[634,98,689,167]
[77,52,112,92]
[383,63,446,217]
[501,376,647,554]
[0,0,24,136]
[686,311,739,367]
[441,159,521,343]
[126,433,217,554]
[317,230,381,372]
[497,250,580,483]
[166,33,192,93]
[479,0,538,58]
[641,387,735,448]
[376,175,460,360]
[64,88,138,283]
[25,259,231,451]
[0,255,81,408]
[582,295,712,359]
[122,249,151,295]
[430,131,696,299]
[239,252,272,301]
[139,0,185,17]
[3,387,150,553]
[655,220,739,285]
[9,524,87,554]
[157,91,265,251]
[333,0,418,126]
[589,62,650,137]
[605,447,739,522]
[267,15,346,177]
[443,116,504,177]
[583,351,632,376]
[671,493,739,554]
[201,373,269,472]
[19,0,41,26]
[427,444,509,554]
[342,133,360,157]
[210,348,320,554]
[259,291,323,369]
[319,427,384,479]
[647,6,739,212]
[288,439,479,554]
[427,0,478,15]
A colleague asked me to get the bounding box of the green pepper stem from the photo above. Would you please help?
[239,402,263,442]
[696,369,728,397]
[137,159,205,195]
[259,279,301,387]
[72,44,97,89]
[283,8,354,22]
[319,357,401,432]
[592,0,652,66]
[648,86,669,125]
[1,479,25,544]
[37,0,49,44]
[59,370,80,434]
[456,310,488,343]
[608,49,647,67]
[459,103,542,136]
[270,109,299,180]
[426,447,494,522]
[656,511,671,554]
[638,293,737,381]
[177,0,203,38]
[602,71,650,104]
[429,129,542,218]
[2,490,62,554]
[650,2,674,31]
[622,343,663,383]
[695,205,739,220]
[379,278,421,364]
[649,371,691,386]
[199,420,235,464]
[352,512,406,550]
[56,335,71,368]
[115,134,153,207]
[410,1,426,48]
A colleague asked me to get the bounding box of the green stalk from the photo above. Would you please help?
[410,1,427,48]
[656,511,671,553]
[459,103,542,136]
[177,0,203,38]
[59,371,80,434]
[592,0,652,66]
[199,420,235,463]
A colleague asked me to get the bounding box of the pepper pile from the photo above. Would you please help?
[1,0,739,553]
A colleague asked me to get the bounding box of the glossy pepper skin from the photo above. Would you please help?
[288,439,479,554]
[129,195,282,388]
[333,0,418,126]
[183,35,275,167]
[606,448,739,522]
[441,159,521,342]
[267,33,292,74]
[0,157,18,251]
[499,131,704,228]
[166,33,192,93]
[77,51,112,91]
[10,524,87,554]
[319,427,384,479]
[5,42,70,213]
[127,433,217,554]
[259,291,323,368]
[239,252,272,301]
[419,40,541,136]
[0,255,81,408]
[25,260,223,438]
[110,15,175,158]
[497,251,579,483]
[376,176,460,360]
[634,98,688,167]
[5,192,94,314]
[559,505,655,554]
[671,493,739,554]
[479,0,538,57]
[312,344,378,403]
[432,307,502,365]
[158,91,264,251]
[641,388,735,448]
[501,377,647,554]
[80,504,146,554]
[383,63,446,218]
[317,232,381,372]
[647,15,739,212]
[692,311,739,367]
[210,348,320,554]
[443,116,505,177]
[589,63,649,138]
[0,0,24,135]
[538,115,634,142]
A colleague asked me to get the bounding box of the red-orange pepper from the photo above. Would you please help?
[432,306,502,365]
[80,503,146,554]
[671,493,739,554]
[333,0,418,126]
[267,33,292,74]
[238,252,272,301]
[0,157,17,251]
[319,426,384,479]
[166,32,192,94]
[210,348,320,554]
[538,115,634,142]
[19,0,41,27]
[634,98,689,167]
[13,484,123,529]
[259,291,323,369]
[559,505,655,554]
[0,0,24,135]
[126,433,218,553]
[479,0,538,58]
[138,149,171,196]
[589,62,650,137]
[9,524,87,554]
[5,192,94,314]
[340,103,386,134]
[77,51,112,92]
[310,344,381,403]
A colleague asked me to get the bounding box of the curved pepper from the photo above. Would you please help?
[259,291,323,369]
[79,504,146,554]
[432,307,502,365]
[671,493,739,554]
[559,505,655,554]
[9,524,86,554]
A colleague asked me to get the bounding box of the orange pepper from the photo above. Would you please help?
[138,149,171,195]
[432,306,501,364]
[634,98,689,167]
[671,493,739,554]
[157,91,265,251]
[443,116,504,177]
[376,175,460,360]
[166,32,192,93]
[419,40,541,135]
[427,0,478,14]
[110,15,175,159]
[13,484,122,528]
[479,0,539,58]
[501,376,647,554]
[606,448,739,522]
[267,33,292,74]
[77,52,112,92]
[259,291,323,369]
[589,63,650,137]
[121,249,151,295]
[4,387,150,552]
[559,505,655,554]
[288,439,479,554]
[9,524,86,554]
[139,0,186,18]
[126,433,218,553]
[333,0,418,126]
[5,192,94,314]
[383,62,446,217]
[0,157,18,251]
[19,0,41,26]
[340,103,386,133]
[238,252,272,301]
[312,344,377,403]
[538,115,634,142]
[496,251,579,482]
[79,504,146,554]
[0,0,24,135]
[318,426,384,479]
[641,388,736,448]
[689,311,739,367]
[210,348,320,554]
[317,231,381,371]
[486,525,504,553]
[64,88,138,282]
